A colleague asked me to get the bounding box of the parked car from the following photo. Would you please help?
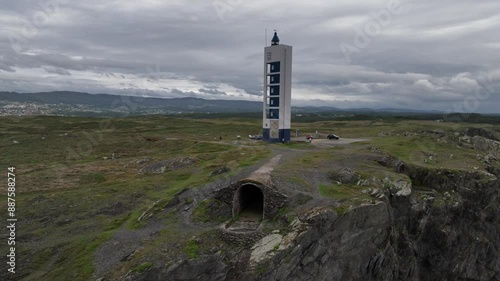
[248,135,263,140]
[327,134,340,140]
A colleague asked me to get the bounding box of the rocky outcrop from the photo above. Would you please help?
[464,128,499,142]
[129,253,229,281]
[138,157,198,174]
[459,129,500,164]
[129,163,500,281]
[262,167,498,281]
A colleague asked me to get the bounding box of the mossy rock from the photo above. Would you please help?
[192,199,231,223]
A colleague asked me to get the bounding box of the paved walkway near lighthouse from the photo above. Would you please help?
[247,154,282,185]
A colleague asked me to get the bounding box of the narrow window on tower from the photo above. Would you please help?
[269,74,280,84]
[269,109,279,119]
[269,62,280,73]
[270,85,279,96]
[270,97,279,107]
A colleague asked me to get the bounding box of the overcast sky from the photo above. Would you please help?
[1,0,499,112]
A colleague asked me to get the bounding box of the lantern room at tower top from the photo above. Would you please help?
[263,31,292,142]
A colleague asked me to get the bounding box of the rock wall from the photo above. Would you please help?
[239,167,500,281]
[130,166,500,281]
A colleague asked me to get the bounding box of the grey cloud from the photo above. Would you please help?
[0,62,16,72]
[0,0,499,112]
[44,66,71,75]
[199,88,227,96]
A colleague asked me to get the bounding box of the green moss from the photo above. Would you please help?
[184,239,199,259]
[432,197,446,208]
[319,182,374,213]
[256,265,267,275]
[79,173,106,184]
[192,199,229,223]
[333,205,350,215]
[276,207,288,217]
[133,262,153,273]
[126,209,147,229]
[40,230,115,281]
[283,249,294,264]
[319,183,358,199]
[104,213,130,231]
[192,199,211,222]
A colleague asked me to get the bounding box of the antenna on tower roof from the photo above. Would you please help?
[265,28,267,47]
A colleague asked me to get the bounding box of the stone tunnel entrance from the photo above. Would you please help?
[228,184,265,231]
[216,178,287,232]
[237,184,264,219]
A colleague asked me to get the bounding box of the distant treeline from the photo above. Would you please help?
[294,112,500,124]
[171,111,500,124]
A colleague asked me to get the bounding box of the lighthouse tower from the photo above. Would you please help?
[263,31,292,142]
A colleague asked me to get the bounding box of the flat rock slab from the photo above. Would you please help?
[250,234,283,265]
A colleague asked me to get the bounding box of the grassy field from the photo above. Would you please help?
[0,115,270,280]
[0,114,498,280]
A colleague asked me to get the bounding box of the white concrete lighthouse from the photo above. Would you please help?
[263,31,292,142]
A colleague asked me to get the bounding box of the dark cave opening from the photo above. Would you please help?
[238,184,264,218]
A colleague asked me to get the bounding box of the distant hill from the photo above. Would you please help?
[0,91,446,115]
[293,106,442,114]
[0,91,263,113]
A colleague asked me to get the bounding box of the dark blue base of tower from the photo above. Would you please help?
[262,128,291,142]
